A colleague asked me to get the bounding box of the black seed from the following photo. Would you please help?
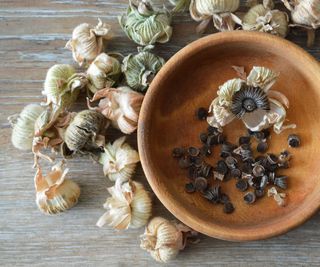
[254,131,266,140]
[288,134,300,148]
[278,161,290,169]
[195,177,208,192]
[179,157,191,169]
[199,133,207,144]
[255,188,265,198]
[217,160,228,175]
[193,157,203,167]
[262,128,271,138]
[223,202,235,214]
[196,107,208,120]
[260,175,269,189]
[207,126,219,135]
[274,176,288,189]
[239,136,251,145]
[185,183,195,193]
[252,164,265,177]
[217,134,226,144]
[200,145,211,157]
[199,163,213,178]
[225,156,238,169]
[207,135,217,146]
[267,154,278,164]
[220,193,230,204]
[188,146,200,157]
[268,172,275,184]
[244,192,256,204]
[172,147,184,158]
[231,168,242,178]
[242,162,253,174]
[203,189,215,201]
[257,141,268,153]
[236,179,248,192]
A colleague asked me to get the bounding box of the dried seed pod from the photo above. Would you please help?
[66,19,112,66]
[274,175,288,189]
[99,136,140,182]
[86,53,121,94]
[119,0,172,46]
[190,0,240,32]
[96,180,152,230]
[34,161,80,215]
[122,46,165,92]
[8,104,44,151]
[268,186,286,206]
[88,86,144,134]
[63,110,107,156]
[140,217,197,263]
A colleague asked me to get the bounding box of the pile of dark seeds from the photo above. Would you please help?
[172,107,300,214]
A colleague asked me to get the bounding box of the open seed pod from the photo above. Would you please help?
[122,46,165,92]
[62,110,107,158]
[87,86,144,134]
[189,0,240,33]
[119,0,172,46]
[8,104,44,151]
[96,179,152,230]
[86,53,122,94]
[282,0,320,46]
[34,161,80,215]
[98,136,140,182]
[140,217,198,263]
[66,19,112,66]
[207,66,296,133]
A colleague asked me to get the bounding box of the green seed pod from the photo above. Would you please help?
[8,104,44,151]
[122,46,165,92]
[119,0,172,46]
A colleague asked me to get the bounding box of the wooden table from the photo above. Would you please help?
[1,1,319,266]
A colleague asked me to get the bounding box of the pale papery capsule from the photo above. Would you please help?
[8,104,44,151]
[86,53,121,94]
[96,180,152,230]
[34,161,80,215]
[66,19,112,66]
[140,217,198,263]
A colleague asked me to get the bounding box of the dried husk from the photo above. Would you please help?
[122,46,165,92]
[88,86,144,134]
[140,217,197,263]
[66,19,112,66]
[189,0,240,32]
[8,104,44,151]
[268,186,286,206]
[34,161,80,214]
[96,180,152,230]
[119,0,172,46]
[86,53,122,94]
[98,136,140,182]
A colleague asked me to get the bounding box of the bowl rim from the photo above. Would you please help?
[138,31,320,241]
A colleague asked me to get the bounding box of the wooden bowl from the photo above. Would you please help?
[138,31,320,241]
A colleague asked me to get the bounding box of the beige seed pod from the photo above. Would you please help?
[140,217,197,263]
[99,136,140,182]
[66,19,112,66]
[8,104,44,151]
[34,161,80,215]
[86,53,121,94]
[96,180,152,230]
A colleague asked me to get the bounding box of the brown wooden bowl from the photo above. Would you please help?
[138,31,320,241]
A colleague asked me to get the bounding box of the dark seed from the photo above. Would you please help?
[225,156,238,169]
[185,183,195,193]
[242,162,253,174]
[239,136,251,145]
[267,154,278,164]
[257,141,268,153]
[223,202,235,214]
[288,134,300,148]
[231,168,242,178]
[203,189,215,201]
[196,107,208,120]
[236,179,248,192]
[172,147,184,158]
[278,161,290,169]
[260,175,269,189]
[188,147,200,157]
[220,193,230,204]
[200,145,211,156]
[244,192,256,204]
[255,189,265,198]
[252,164,265,177]
[268,172,275,184]
[199,133,207,144]
[195,177,208,191]
[217,160,228,175]
[217,134,226,144]
[207,135,217,146]
[179,157,191,169]
[274,176,288,189]
[192,157,203,167]
[254,131,266,140]
[207,126,219,135]
[199,163,213,178]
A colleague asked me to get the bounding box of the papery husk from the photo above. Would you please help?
[34,161,80,214]
[88,86,144,134]
[140,217,198,263]
[119,0,172,46]
[122,46,165,92]
[8,104,44,151]
[98,136,140,182]
[246,66,279,92]
[96,180,152,230]
[66,19,112,66]
[268,186,286,206]
[86,53,121,94]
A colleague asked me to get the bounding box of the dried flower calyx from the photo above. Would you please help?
[122,46,165,92]
[98,136,140,182]
[282,0,320,46]
[66,19,112,66]
[190,0,240,33]
[34,161,80,214]
[140,217,198,263]
[119,0,172,46]
[88,86,144,134]
[86,53,122,94]
[207,66,296,134]
[96,179,152,230]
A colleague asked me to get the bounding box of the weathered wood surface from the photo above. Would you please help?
[0,1,319,266]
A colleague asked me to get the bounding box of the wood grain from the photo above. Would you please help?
[0,0,319,266]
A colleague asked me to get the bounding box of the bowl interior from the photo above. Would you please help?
[138,32,320,241]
